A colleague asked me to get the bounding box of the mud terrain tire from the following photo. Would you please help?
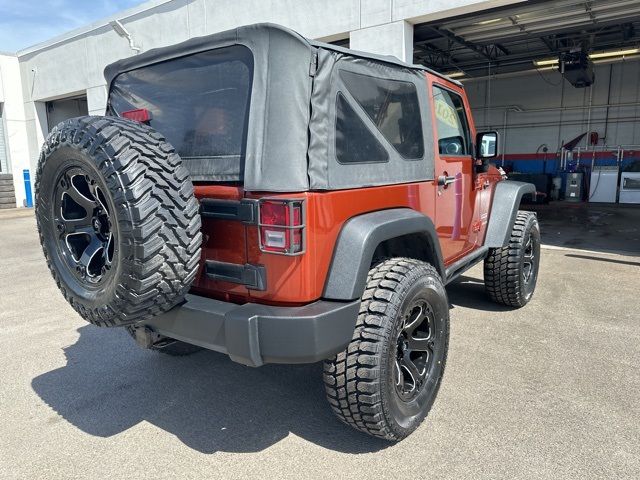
[35,116,202,327]
[323,258,449,441]
[484,210,540,308]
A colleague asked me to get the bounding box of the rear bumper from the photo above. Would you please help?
[141,294,360,367]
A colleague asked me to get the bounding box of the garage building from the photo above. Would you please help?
[0,0,639,209]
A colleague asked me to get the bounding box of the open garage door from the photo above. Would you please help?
[413,0,640,206]
[413,0,640,79]
[46,96,88,131]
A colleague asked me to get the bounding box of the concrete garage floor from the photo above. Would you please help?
[531,201,640,256]
[0,206,638,479]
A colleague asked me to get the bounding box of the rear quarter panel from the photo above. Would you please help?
[245,183,435,304]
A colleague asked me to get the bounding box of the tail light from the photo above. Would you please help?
[121,108,151,123]
[258,199,304,255]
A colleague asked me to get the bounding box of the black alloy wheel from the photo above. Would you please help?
[53,168,116,285]
[522,235,536,286]
[394,299,437,401]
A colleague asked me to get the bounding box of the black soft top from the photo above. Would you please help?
[105,23,445,192]
[104,23,457,88]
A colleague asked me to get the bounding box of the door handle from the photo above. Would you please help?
[438,175,457,187]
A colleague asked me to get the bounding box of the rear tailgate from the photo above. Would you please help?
[107,45,255,301]
[190,185,250,302]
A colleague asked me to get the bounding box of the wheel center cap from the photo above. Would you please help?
[93,218,102,231]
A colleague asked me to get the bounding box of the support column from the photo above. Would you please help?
[87,85,107,116]
[349,20,414,64]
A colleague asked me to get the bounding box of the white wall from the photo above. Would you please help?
[465,59,640,155]
[0,54,30,207]
[11,0,637,186]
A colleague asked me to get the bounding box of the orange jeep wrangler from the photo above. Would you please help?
[35,23,540,441]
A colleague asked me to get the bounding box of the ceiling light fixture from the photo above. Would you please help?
[533,58,559,67]
[592,54,640,65]
[444,71,466,78]
[589,47,640,59]
[533,47,640,67]
[477,18,503,25]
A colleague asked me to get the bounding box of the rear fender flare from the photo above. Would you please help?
[322,208,445,301]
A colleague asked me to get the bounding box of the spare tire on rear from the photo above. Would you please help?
[35,116,202,327]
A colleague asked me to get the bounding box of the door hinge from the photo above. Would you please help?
[200,198,259,225]
[205,261,267,291]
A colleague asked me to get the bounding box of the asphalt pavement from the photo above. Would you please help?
[0,208,638,479]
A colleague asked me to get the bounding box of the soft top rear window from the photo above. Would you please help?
[108,45,253,182]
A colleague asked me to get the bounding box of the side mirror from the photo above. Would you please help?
[476,131,499,159]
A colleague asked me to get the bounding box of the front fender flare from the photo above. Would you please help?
[485,180,536,248]
[322,208,444,301]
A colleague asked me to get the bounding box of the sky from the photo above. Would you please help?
[0,0,147,53]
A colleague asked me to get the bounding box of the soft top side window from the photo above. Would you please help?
[339,70,424,160]
[335,93,389,164]
[433,86,471,156]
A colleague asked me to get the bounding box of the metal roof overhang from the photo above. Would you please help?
[414,0,640,78]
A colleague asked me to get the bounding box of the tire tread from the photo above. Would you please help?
[484,211,539,308]
[35,116,202,327]
[323,257,448,441]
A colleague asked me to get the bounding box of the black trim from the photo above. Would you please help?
[200,198,258,224]
[140,294,360,367]
[445,246,488,284]
[485,181,537,248]
[205,260,266,290]
[323,208,445,300]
